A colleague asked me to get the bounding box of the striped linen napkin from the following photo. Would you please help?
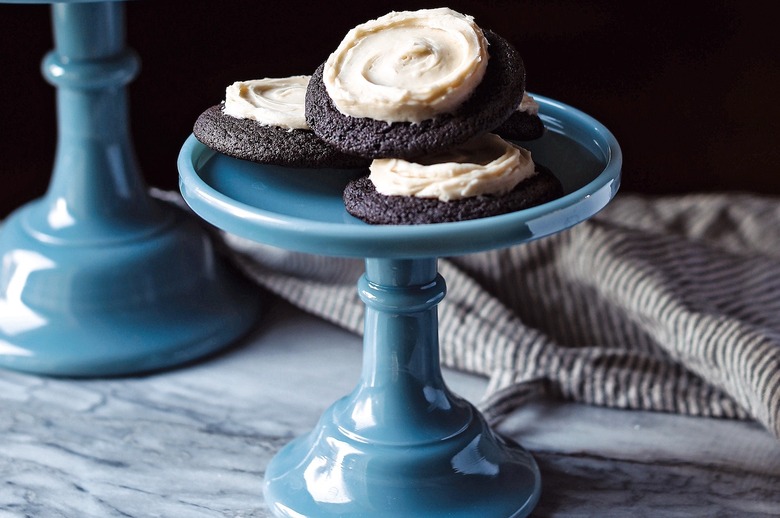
[220,192,780,439]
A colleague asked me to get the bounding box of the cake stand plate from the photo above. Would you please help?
[179,95,621,517]
[0,0,260,377]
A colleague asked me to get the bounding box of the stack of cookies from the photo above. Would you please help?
[193,8,563,225]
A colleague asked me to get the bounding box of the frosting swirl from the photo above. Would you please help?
[323,8,489,123]
[223,75,310,130]
[369,134,537,201]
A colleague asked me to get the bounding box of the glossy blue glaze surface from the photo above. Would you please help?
[0,2,260,376]
[264,258,541,517]
[179,95,620,517]
[178,95,621,259]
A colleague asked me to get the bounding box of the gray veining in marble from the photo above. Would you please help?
[1,298,779,517]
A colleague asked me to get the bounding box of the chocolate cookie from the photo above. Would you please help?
[306,30,526,160]
[495,110,546,141]
[193,105,370,169]
[343,164,563,225]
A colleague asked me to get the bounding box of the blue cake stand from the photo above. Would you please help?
[0,0,260,376]
[179,96,621,517]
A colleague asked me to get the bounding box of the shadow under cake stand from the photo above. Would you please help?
[178,95,621,517]
[0,0,260,376]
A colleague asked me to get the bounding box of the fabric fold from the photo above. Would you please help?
[215,192,780,439]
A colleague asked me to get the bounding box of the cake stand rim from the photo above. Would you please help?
[178,94,622,259]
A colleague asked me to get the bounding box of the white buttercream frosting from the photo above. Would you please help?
[517,92,539,116]
[323,8,489,123]
[223,75,310,130]
[369,134,537,202]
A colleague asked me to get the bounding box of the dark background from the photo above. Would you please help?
[1,0,778,217]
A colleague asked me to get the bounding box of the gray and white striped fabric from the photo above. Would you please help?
[221,192,780,440]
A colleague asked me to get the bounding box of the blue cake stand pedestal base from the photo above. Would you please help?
[0,1,260,376]
[263,257,540,517]
[0,200,259,377]
[179,95,621,516]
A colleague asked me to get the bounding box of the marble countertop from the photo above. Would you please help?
[1,296,779,517]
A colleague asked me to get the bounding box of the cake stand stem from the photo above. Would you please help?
[263,257,540,517]
[0,1,259,376]
[41,2,159,236]
[353,258,473,442]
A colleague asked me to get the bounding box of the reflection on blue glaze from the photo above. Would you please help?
[452,435,500,476]
[0,250,53,338]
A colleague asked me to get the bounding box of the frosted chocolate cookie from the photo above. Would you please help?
[343,133,563,225]
[495,92,546,141]
[193,76,369,168]
[306,8,526,159]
